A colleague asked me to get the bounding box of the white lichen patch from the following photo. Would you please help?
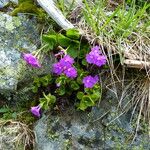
[0,12,40,91]
[5,20,15,31]
[0,12,55,91]
[13,17,21,27]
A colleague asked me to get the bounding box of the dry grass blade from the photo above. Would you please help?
[121,77,150,142]
[0,119,35,150]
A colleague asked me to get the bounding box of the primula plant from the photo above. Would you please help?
[53,55,77,78]
[23,53,41,68]
[22,29,107,117]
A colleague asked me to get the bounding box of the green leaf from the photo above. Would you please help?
[50,95,56,104]
[76,70,89,85]
[65,88,73,96]
[77,77,82,84]
[77,92,84,99]
[84,88,90,93]
[56,86,66,95]
[82,95,95,106]
[78,102,87,111]
[43,104,49,110]
[78,95,95,111]
[58,33,79,46]
[12,112,17,119]
[42,34,56,43]
[40,75,52,87]
[32,86,38,93]
[33,77,40,87]
[39,97,45,104]
[56,75,68,85]
[70,81,79,90]
[0,107,10,113]
[66,29,80,40]
[90,93,100,101]
[67,44,79,58]
[82,59,88,66]
[44,93,56,104]
[78,49,86,59]
[43,93,51,101]
[42,34,57,50]
[40,93,56,110]
[78,44,90,59]
[57,34,72,46]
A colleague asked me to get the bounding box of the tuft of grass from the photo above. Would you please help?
[0,119,35,150]
[77,0,150,143]
[105,71,150,142]
[55,0,78,18]
[0,105,36,149]
[78,0,150,64]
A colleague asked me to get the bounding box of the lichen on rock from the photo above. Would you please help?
[0,12,54,93]
[34,89,150,150]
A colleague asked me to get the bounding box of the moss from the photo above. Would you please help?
[63,139,73,150]
[18,0,33,3]
[47,128,60,140]
[17,111,36,125]
[11,1,46,20]
[105,117,150,149]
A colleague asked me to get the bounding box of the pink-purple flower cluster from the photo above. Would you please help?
[86,46,106,67]
[83,75,99,88]
[52,55,77,78]
[31,105,41,117]
[23,53,41,68]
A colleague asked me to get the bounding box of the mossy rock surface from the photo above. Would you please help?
[34,89,149,150]
[0,12,55,94]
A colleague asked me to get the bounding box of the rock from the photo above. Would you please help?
[34,109,104,150]
[0,12,54,93]
[34,89,150,150]
[0,0,18,8]
[0,0,9,8]
[10,0,18,5]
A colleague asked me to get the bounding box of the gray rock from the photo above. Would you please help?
[0,12,54,92]
[10,0,18,4]
[0,0,9,8]
[34,109,104,150]
[0,0,18,8]
[34,89,150,150]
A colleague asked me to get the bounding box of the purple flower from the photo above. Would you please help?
[52,62,63,75]
[31,105,41,117]
[64,67,77,78]
[52,54,77,78]
[91,45,101,54]
[95,55,107,67]
[60,61,72,70]
[82,75,99,88]
[86,46,106,67]
[61,55,74,64]
[54,51,64,57]
[86,53,95,64]
[60,55,74,69]
[23,53,41,68]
